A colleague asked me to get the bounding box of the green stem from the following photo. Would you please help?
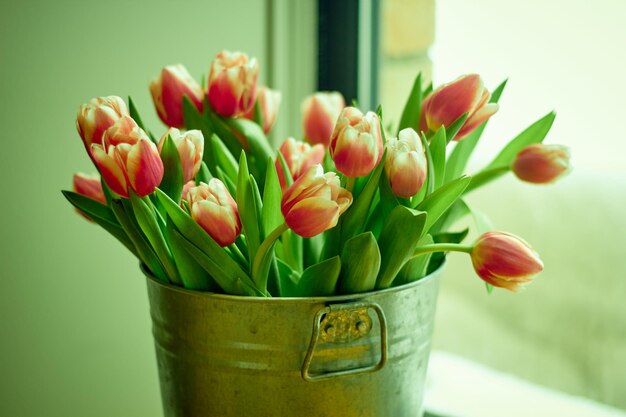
[345,177,356,193]
[464,166,510,194]
[251,222,290,290]
[408,243,473,262]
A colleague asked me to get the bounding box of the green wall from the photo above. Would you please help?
[0,1,267,415]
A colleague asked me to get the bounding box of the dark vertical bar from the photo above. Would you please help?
[317,0,359,103]
[370,0,380,109]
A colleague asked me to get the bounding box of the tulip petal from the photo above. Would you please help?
[285,197,340,238]
[192,200,240,246]
[457,103,499,140]
[126,139,165,197]
[90,145,128,198]
[426,74,484,130]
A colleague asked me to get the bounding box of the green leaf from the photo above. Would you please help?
[376,206,427,289]
[196,161,212,184]
[395,233,434,285]
[416,175,471,233]
[251,223,288,293]
[281,229,303,273]
[276,151,294,188]
[433,228,469,244]
[338,232,381,294]
[486,111,556,170]
[236,153,263,265]
[295,256,341,296]
[412,132,435,206]
[183,96,217,169]
[397,72,423,134]
[62,190,118,226]
[210,134,238,183]
[429,127,447,190]
[224,117,273,183]
[128,96,156,143]
[272,258,301,297]
[159,134,184,204]
[129,193,180,284]
[444,79,508,183]
[110,199,167,281]
[445,113,469,144]
[464,166,509,193]
[262,157,284,235]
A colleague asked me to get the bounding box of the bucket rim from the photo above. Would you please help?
[143,259,444,304]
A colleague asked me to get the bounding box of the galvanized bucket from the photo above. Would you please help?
[145,264,442,417]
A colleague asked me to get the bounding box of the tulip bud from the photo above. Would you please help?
[512,144,571,184]
[281,164,353,237]
[76,96,129,148]
[158,128,204,183]
[150,64,204,128]
[73,172,107,205]
[186,179,241,246]
[329,107,384,178]
[207,50,259,118]
[275,137,325,190]
[90,116,164,198]
[244,86,281,135]
[384,128,428,198]
[301,92,345,147]
[471,232,543,292]
[420,74,499,140]
[182,180,196,202]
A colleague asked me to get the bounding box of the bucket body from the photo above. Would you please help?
[146,266,441,417]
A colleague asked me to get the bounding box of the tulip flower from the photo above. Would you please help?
[244,86,282,135]
[512,144,571,184]
[76,96,129,148]
[275,137,325,190]
[329,107,384,178]
[186,179,241,246]
[207,50,259,118]
[384,128,428,198]
[420,74,499,140]
[281,164,353,237]
[158,128,204,183]
[301,92,345,146]
[90,116,164,198]
[150,64,204,128]
[471,232,543,292]
[73,172,107,205]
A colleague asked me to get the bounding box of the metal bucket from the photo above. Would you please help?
[145,264,442,417]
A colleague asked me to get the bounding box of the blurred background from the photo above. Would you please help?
[1,0,624,416]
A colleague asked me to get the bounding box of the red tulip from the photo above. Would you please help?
[73,172,106,204]
[90,116,164,198]
[420,74,499,140]
[76,96,128,148]
[186,179,241,246]
[281,164,353,237]
[471,232,543,292]
[244,86,281,134]
[329,107,384,178]
[207,50,258,118]
[275,137,325,190]
[150,64,204,128]
[384,128,428,198]
[513,144,571,184]
[158,128,204,183]
[301,92,345,147]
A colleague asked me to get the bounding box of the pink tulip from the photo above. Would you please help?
[207,50,258,118]
[150,64,204,128]
[420,74,499,140]
[301,92,345,146]
[244,86,282,134]
[76,96,128,148]
[329,107,384,178]
[512,144,571,184]
[90,116,164,198]
[73,172,106,204]
[281,164,353,238]
[384,128,428,198]
[182,180,196,202]
[186,179,241,246]
[471,232,543,292]
[158,128,204,183]
[275,137,325,190]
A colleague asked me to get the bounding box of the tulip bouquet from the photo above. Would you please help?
[63,50,570,297]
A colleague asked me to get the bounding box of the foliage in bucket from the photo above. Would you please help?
[64,51,570,297]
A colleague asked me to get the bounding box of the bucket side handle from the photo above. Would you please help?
[301,302,388,382]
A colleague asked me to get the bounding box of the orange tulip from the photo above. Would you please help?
[90,116,164,198]
[207,50,258,117]
[186,179,241,246]
[281,164,352,237]
[158,128,204,183]
[329,107,383,178]
[471,232,543,292]
[275,137,325,190]
[244,86,281,134]
[420,74,499,140]
[150,64,204,128]
[301,92,345,146]
[512,144,570,184]
[76,96,128,148]
[384,128,428,198]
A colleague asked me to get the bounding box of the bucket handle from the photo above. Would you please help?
[301,302,388,382]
